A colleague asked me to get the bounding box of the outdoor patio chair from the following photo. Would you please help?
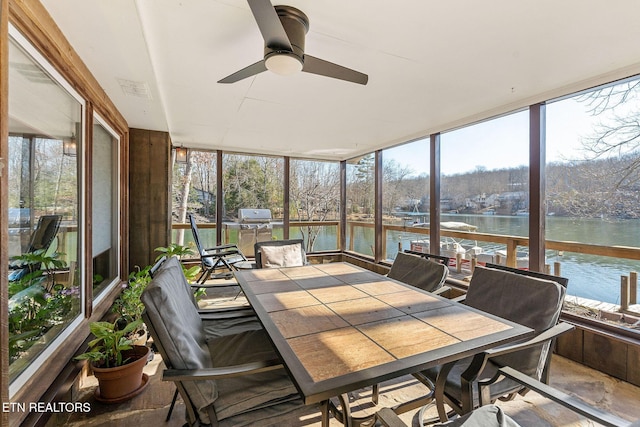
[254,239,307,268]
[189,214,248,283]
[376,367,634,427]
[413,265,573,422]
[141,255,317,426]
[9,214,62,281]
[387,252,449,293]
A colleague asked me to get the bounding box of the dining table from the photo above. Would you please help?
[234,262,533,426]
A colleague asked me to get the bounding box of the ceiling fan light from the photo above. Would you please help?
[265,53,303,76]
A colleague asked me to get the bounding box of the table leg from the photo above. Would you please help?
[337,394,353,427]
[321,400,330,427]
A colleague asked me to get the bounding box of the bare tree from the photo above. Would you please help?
[290,160,339,251]
[578,80,640,191]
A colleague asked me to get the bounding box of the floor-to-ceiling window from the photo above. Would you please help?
[289,159,340,252]
[440,111,529,268]
[171,149,218,252]
[346,153,375,257]
[92,117,119,298]
[382,139,430,261]
[7,28,84,391]
[547,77,640,310]
[222,153,283,256]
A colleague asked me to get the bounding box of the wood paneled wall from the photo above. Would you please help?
[128,128,172,271]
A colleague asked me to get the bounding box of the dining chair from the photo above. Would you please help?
[413,265,573,422]
[254,238,307,268]
[387,252,449,293]
[141,255,316,426]
[377,367,635,427]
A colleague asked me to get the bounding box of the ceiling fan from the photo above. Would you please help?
[218,0,368,85]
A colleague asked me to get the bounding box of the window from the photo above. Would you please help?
[289,159,340,251]
[547,77,640,310]
[222,153,283,256]
[346,154,375,257]
[92,118,120,298]
[171,149,217,252]
[440,111,529,268]
[382,139,430,260]
[7,29,84,390]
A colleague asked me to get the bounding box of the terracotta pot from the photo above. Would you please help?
[92,345,150,402]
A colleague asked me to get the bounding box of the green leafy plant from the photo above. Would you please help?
[112,265,152,325]
[154,243,194,260]
[75,319,143,368]
[154,244,203,297]
[8,251,73,363]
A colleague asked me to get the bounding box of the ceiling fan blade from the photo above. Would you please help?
[302,55,368,85]
[218,60,267,84]
[247,0,292,51]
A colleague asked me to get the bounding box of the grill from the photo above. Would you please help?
[237,209,273,257]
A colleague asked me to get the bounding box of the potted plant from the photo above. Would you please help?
[111,266,152,345]
[75,319,150,402]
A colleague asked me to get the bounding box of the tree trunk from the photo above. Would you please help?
[175,151,193,245]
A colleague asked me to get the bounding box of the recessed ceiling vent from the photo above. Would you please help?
[117,78,153,99]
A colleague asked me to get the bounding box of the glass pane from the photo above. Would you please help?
[382,139,430,261]
[92,122,119,296]
[547,77,640,311]
[441,111,529,269]
[8,36,83,382]
[222,153,283,256]
[171,150,217,256]
[346,154,375,257]
[290,159,340,252]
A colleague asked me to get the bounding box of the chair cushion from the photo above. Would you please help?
[217,398,316,427]
[260,244,305,268]
[141,259,217,420]
[207,329,300,421]
[436,404,521,427]
[465,266,565,378]
[465,266,565,334]
[388,252,449,292]
[202,315,263,339]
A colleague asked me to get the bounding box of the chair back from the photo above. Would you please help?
[28,214,62,252]
[141,256,217,420]
[189,214,215,269]
[388,252,449,292]
[484,263,569,288]
[254,239,306,268]
[465,266,566,379]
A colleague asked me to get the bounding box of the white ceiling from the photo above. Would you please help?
[40,0,640,161]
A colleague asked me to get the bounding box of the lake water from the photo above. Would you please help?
[301,214,640,305]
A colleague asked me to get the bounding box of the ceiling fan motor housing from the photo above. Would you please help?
[264,6,309,64]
